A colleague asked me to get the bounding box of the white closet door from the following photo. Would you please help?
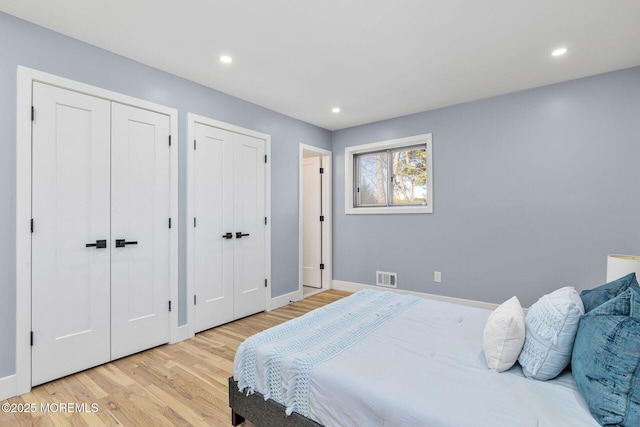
[302,156,322,288]
[31,82,111,386]
[193,123,235,332]
[110,103,170,359]
[233,133,266,319]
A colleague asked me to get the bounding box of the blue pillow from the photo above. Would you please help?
[572,287,640,426]
[580,272,640,312]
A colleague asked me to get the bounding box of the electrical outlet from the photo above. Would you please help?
[434,271,442,283]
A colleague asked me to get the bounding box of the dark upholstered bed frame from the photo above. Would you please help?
[229,377,323,427]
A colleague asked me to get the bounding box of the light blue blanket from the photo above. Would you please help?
[233,289,420,418]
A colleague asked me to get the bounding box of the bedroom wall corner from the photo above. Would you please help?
[331,66,640,308]
[0,10,332,386]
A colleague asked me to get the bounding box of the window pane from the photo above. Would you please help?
[391,148,427,205]
[356,152,387,206]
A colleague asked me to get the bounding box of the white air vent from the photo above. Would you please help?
[376,271,397,288]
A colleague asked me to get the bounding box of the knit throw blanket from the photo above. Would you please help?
[233,289,419,419]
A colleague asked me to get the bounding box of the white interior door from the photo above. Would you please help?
[31,82,111,386]
[193,123,235,332]
[110,103,170,359]
[191,123,266,328]
[233,133,267,319]
[302,156,322,288]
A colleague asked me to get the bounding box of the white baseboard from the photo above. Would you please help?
[302,287,325,298]
[332,280,498,311]
[270,289,303,310]
[0,374,17,401]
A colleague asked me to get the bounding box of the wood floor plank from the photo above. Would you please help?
[0,290,349,426]
[75,372,109,400]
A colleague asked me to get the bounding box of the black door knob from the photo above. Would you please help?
[115,239,138,248]
[85,239,107,249]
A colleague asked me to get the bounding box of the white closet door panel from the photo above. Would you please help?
[303,156,322,288]
[233,133,266,319]
[31,82,111,386]
[110,103,170,359]
[193,123,234,332]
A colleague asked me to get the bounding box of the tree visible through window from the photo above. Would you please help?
[355,144,427,207]
[355,151,387,205]
[345,133,432,214]
[392,147,426,204]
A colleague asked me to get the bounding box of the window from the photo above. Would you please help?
[345,134,432,214]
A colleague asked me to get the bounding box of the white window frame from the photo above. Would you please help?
[345,133,433,214]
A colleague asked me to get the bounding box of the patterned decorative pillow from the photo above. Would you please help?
[580,272,639,312]
[482,296,526,372]
[517,286,584,381]
[572,287,640,426]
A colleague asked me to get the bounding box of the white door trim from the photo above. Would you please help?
[299,144,333,299]
[186,113,272,339]
[15,66,179,397]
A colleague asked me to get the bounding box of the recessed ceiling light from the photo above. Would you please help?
[220,55,233,64]
[331,107,341,113]
[551,48,568,57]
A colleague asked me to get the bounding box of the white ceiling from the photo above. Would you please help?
[2,0,640,131]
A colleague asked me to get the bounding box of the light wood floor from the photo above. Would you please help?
[1,290,350,427]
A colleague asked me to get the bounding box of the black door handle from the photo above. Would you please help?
[86,239,107,249]
[115,239,138,248]
[236,232,250,238]
[222,232,233,239]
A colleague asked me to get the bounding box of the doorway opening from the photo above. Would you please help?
[299,144,332,299]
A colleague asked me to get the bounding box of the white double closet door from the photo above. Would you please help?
[193,122,266,333]
[31,82,170,386]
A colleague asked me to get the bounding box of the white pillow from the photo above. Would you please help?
[518,286,584,381]
[483,296,526,372]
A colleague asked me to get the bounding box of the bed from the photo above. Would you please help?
[229,289,599,426]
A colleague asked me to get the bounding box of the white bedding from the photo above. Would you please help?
[234,290,598,427]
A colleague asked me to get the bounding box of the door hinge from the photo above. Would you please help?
[320,263,325,270]
[264,217,267,225]
[194,139,197,150]
[194,217,197,227]
[194,295,197,305]
[265,279,268,288]
[320,167,324,174]
[319,215,324,222]
[168,218,172,229]
[169,135,172,146]
[264,154,267,163]
[169,301,172,312]
[31,106,35,122]
[30,218,34,233]
[30,331,33,346]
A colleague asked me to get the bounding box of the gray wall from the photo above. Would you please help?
[0,12,331,379]
[332,66,640,308]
